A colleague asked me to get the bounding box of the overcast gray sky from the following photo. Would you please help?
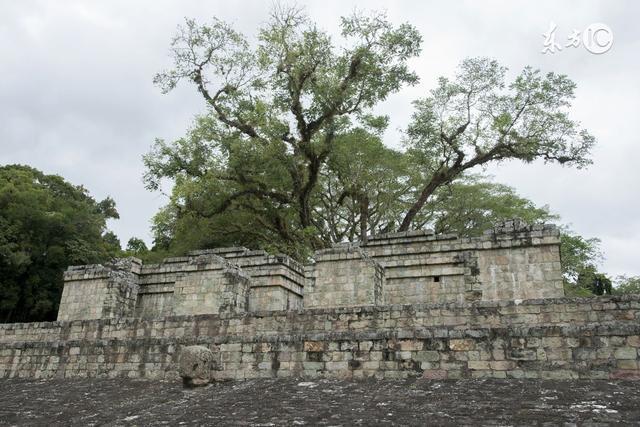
[1,0,638,277]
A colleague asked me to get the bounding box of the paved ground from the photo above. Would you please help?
[0,378,639,426]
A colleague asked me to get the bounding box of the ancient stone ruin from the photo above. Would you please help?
[1,219,639,382]
[56,219,563,321]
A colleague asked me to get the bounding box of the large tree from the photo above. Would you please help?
[314,126,414,243]
[0,165,120,322]
[398,57,594,230]
[146,8,594,259]
[147,6,421,253]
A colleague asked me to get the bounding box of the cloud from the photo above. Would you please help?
[1,0,638,276]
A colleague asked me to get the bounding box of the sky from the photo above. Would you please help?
[1,0,638,277]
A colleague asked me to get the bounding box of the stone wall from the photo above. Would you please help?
[208,248,305,312]
[58,247,305,321]
[3,296,639,381]
[14,220,634,382]
[172,254,251,316]
[304,245,385,308]
[56,220,563,322]
[360,219,563,304]
[58,259,141,321]
[139,247,305,315]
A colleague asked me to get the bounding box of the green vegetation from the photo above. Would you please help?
[560,231,610,297]
[614,275,640,295]
[146,7,422,259]
[0,165,120,322]
[145,7,593,260]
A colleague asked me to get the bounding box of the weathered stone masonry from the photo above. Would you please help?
[59,247,306,321]
[1,296,639,380]
[56,220,564,321]
[1,220,638,381]
[358,220,563,304]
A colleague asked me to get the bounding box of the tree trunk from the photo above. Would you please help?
[359,194,369,243]
[398,173,448,231]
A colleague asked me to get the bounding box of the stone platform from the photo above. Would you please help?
[2,295,639,381]
[55,220,564,322]
[0,378,638,425]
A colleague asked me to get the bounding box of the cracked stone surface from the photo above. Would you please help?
[0,378,639,426]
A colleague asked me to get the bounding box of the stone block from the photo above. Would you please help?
[449,339,475,351]
[610,369,640,380]
[616,360,638,370]
[468,361,490,370]
[303,341,325,352]
[627,336,640,347]
[415,351,440,362]
[489,361,516,371]
[422,369,447,380]
[399,340,422,351]
[508,348,537,361]
[614,347,638,360]
[178,345,216,387]
[540,370,579,380]
[325,361,349,371]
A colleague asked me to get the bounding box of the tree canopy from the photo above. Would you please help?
[147,6,422,257]
[145,7,594,262]
[0,165,120,322]
[147,12,593,260]
[615,275,640,295]
[399,57,594,230]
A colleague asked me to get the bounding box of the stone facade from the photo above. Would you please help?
[1,296,639,380]
[57,258,141,321]
[359,219,563,304]
[172,254,251,316]
[304,245,385,309]
[3,220,620,382]
[60,247,305,321]
[56,220,564,321]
